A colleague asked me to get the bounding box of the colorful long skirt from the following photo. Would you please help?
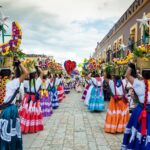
[84,86,93,106]
[0,104,22,150]
[104,97,129,133]
[19,93,44,134]
[49,87,59,109]
[57,85,64,102]
[64,84,70,94]
[88,87,105,111]
[39,90,53,117]
[121,104,150,150]
[82,84,90,100]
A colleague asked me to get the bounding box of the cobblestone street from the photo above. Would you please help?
[23,90,123,150]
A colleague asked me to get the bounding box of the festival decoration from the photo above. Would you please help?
[133,45,150,70]
[71,69,79,75]
[38,56,49,69]
[64,60,76,74]
[22,59,37,73]
[113,53,134,65]
[87,58,102,72]
[47,58,63,74]
[0,21,22,55]
[136,12,150,28]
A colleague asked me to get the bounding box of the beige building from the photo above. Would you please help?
[93,0,150,62]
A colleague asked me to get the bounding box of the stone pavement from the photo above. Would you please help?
[23,90,123,150]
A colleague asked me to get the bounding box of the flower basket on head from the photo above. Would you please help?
[22,59,36,73]
[136,57,150,71]
[0,56,13,68]
[133,45,150,70]
[104,63,115,75]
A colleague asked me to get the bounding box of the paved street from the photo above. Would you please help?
[23,90,123,150]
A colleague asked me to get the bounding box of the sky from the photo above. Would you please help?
[0,0,134,64]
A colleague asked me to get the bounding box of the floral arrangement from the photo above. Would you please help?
[22,59,37,73]
[0,21,22,56]
[48,59,63,74]
[88,58,102,72]
[133,45,150,61]
[113,53,134,65]
[103,62,115,74]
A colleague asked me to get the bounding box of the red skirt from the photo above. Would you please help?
[19,93,44,134]
[57,85,65,102]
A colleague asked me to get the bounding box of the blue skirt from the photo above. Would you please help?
[64,85,70,94]
[88,87,105,111]
[122,104,150,150]
[0,104,22,150]
[49,87,59,109]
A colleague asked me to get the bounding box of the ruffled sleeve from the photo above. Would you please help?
[133,79,145,96]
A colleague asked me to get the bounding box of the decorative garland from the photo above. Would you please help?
[0,22,22,55]
[0,76,9,104]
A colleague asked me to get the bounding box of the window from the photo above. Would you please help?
[130,23,138,44]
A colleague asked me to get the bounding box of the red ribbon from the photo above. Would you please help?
[138,108,147,136]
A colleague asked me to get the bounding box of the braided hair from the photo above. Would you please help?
[0,69,11,104]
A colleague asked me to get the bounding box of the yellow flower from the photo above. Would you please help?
[143,57,149,61]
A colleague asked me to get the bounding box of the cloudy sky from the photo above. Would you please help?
[1,0,134,64]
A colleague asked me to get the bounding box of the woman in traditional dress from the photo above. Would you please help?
[48,73,59,109]
[39,73,53,117]
[64,76,71,94]
[104,73,130,133]
[82,76,92,100]
[121,64,150,150]
[19,67,44,133]
[0,60,28,150]
[57,74,65,102]
[75,77,82,93]
[88,71,105,111]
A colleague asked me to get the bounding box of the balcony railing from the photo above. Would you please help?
[106,36,150,62]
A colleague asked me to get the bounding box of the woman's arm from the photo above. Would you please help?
[125,67,135,85]
[35,66,43,79]
[88,73,92,79]
[19,63,29,83]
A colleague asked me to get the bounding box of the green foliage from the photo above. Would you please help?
[9,49,26,59]
[104,62,115,74]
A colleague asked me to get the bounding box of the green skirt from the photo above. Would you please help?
[0,104,22,150]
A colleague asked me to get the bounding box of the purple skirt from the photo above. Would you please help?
[40,95,53,117]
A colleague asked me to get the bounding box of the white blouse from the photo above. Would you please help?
[41,79,50,89]
[91,77,102,87]
[109,80,126,96]
[24,77,42,93]
[133,79,150,104]
[4,78,20,104]
[56,78,63,86]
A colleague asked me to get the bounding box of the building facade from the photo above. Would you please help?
[93,0,150,61]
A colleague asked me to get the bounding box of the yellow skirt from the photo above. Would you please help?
[104,97,129,133]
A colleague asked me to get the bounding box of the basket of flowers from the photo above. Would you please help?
[133,45,150,70]
[22,59,37,73]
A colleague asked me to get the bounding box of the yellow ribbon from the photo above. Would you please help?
[40,89,49,98]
